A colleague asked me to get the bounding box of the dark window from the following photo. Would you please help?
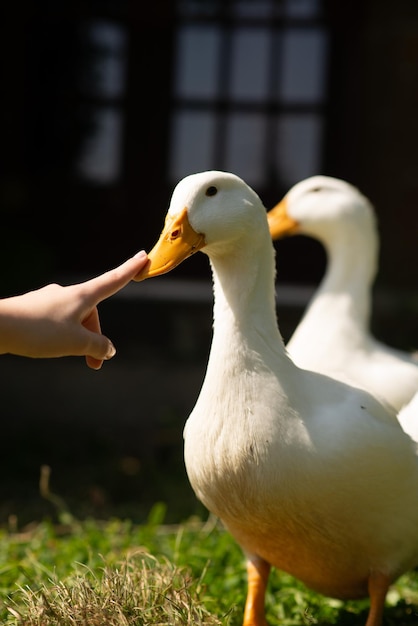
[2,0,337,291]
[169,0,329,192]
[76,19,128,185]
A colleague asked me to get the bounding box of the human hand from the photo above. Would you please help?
[0,251,149,369]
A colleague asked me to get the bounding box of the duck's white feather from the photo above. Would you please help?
[270,176,418,413]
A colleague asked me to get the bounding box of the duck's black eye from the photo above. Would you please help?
[206,186,218,197]
[311,187,322,193]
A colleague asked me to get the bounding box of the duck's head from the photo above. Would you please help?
[267,175,376,243]
[134,170,267,281]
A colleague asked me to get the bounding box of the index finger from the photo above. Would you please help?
[81,252,149,305]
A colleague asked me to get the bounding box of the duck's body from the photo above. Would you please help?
[286,284,418,412]
[135,171,418,626]
[267,176,418,413]
[184,267,418,601]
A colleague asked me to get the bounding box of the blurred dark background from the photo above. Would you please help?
[0,0,417,526]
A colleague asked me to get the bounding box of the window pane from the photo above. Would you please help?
[225,113,266,187]
[77,107,123,183]
[279,29,328,103]
[276,114,323,186]
[284,0,322,18]
[178,0,223,17]
[231,0,275,18]
[174,25,222,99]
[229,28,271,101]
[169,110,217,180]
[79,20,128,99]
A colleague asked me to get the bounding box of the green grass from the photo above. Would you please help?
[1,503,418,625]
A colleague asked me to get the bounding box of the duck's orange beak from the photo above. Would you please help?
[134,207,206,281]
[267,198,299,240]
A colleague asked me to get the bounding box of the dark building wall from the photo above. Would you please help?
[353,0,418,290]
[0,2,416,302]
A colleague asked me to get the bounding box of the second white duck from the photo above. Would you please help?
[267,175,418,413]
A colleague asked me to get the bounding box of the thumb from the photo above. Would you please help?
[84,334,116,370]
[81,306,115,369]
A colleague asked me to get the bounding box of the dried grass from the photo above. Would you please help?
[7,551,225,625]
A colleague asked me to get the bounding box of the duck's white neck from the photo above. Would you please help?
[314,218,379,327]
[208,237,285,353]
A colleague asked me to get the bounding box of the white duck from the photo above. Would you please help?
[134,171,418,626]
[267,175,418,413]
